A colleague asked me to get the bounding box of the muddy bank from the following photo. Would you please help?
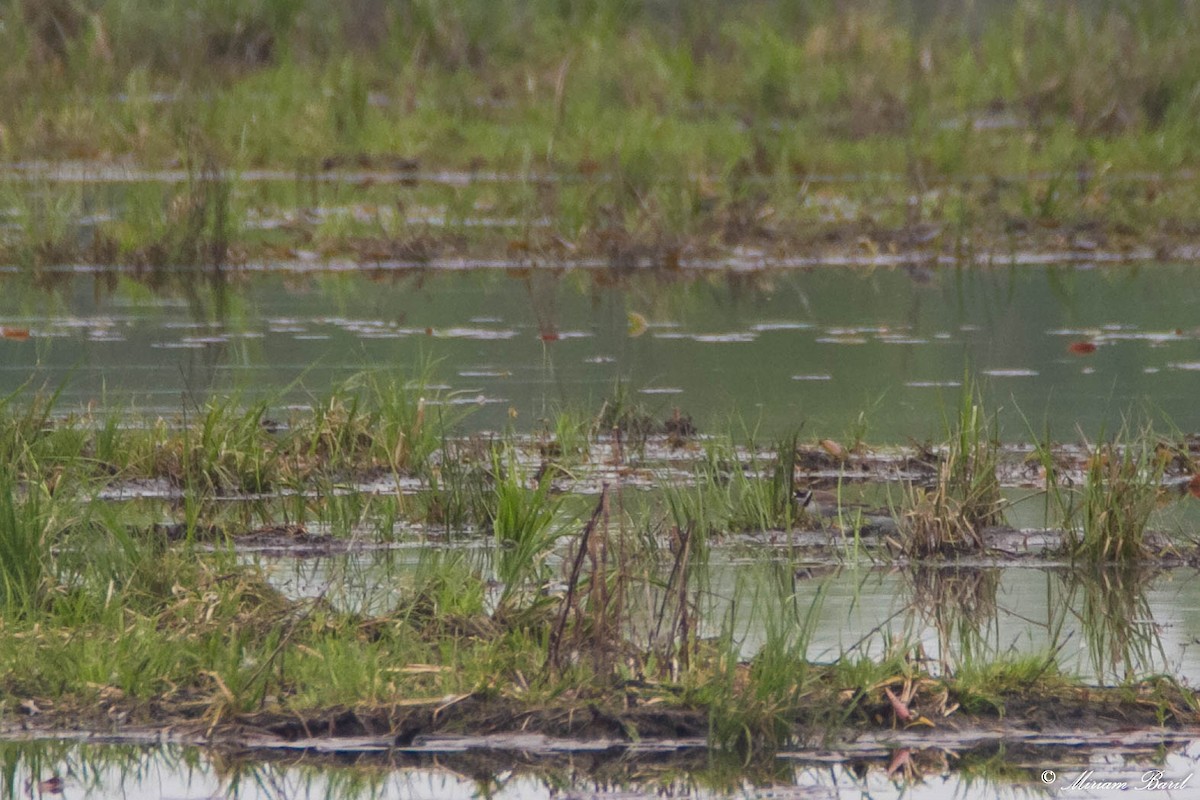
[71,432,1200,501]
[213,520,1200,568]
[8,680,1198,756]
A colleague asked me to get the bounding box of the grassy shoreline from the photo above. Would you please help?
[8,2,1200,172]
[7,1,1200,271]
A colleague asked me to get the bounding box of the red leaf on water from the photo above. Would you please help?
[1,327,30,341]
[1188,474,1200,499]
[1068,341,1097,355]
[539,331,560,342]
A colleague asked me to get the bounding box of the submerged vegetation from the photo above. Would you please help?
[0,374,1197,758]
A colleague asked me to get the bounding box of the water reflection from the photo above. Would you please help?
[1057,566,1170,684]
[904,565,1000,672]
[247,545,1200,686]
[1,739,1197,800]
[3,265,1200,440]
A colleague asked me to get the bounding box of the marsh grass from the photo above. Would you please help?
[595,382,661,452]
[1073,439,1165,562]
[419,437,494,532]
[0,181,92,270]
[488,450,565,613]
[7,2,1200,275]
[399,550,488,629]
[902,384,1003,557]
[705,562,829,752]
[0,384,72,471]
[663,433,818,547]
[731,432,807,533]
[950,655,1068,716]
[174,395,278,494]
[1030,424,1167,562]
[648,518,702,672]
[537,405,593,465]
[0,371,459,534]
[125,154,236,273]
[547,486,625,674]
[290,371,444,477]
[0,383,1196,754]
[0,469,54,613]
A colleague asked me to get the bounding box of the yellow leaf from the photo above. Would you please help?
[628,311,648,337]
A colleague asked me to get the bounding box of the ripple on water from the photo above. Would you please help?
[982,368,1039,377]
[435,327,519,340]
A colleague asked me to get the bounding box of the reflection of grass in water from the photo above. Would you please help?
[699,558,829,754]
[0,738,809,800]
[487,449,565,612]
[952,744,1069,788]
[905,565,1000,673]
[1058,565,1169,685]
[904,559,1168,687]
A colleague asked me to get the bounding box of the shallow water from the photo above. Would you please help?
[7,261,1200,791]
[3,265,1200,441]
[2,739,1197,800]
[249,545,1200,686]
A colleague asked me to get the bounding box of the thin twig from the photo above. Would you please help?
[547,484,609,671]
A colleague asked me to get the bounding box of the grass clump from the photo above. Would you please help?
[728,432,809,533]
[1071,439,1165,562]
[902,385,1003,557]
[486,450,569,616]
[289,371,446,478]
[1030,424,1167,563]
[663,432,818,544]
[950,655,1067,717]
[0,469,55,614]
